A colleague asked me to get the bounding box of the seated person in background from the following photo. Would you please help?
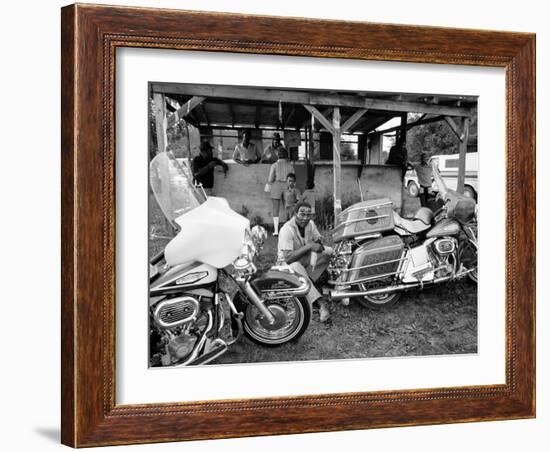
[192,141,228,196]
[232,129,261,165]
[277,202,333,323]
[282,173,301,221]
[261,132,285,163]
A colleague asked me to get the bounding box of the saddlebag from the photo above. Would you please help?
[347,236,404,284]
[333,198,395,242]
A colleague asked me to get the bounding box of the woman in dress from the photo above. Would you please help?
[267,148,294,236]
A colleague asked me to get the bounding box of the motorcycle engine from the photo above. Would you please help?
[162,333,198,366]
[430,237,458,278]
[328,240,354,283]
[150,295,208,367]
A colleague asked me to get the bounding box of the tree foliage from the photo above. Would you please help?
[405,112,478,164]
[406,119,458,163]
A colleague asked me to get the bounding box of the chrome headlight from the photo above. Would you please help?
[233,230,256,271]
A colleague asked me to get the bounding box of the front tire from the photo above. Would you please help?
[241,296,311,347]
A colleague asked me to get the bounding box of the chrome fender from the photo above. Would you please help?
[251,270,310,298]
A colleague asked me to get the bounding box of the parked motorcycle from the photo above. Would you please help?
[326,158,478,309]
[149,153,311,367]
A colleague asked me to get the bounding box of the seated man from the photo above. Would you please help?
[277,201,332,322]
[232,129,261,165]
[192,141,228,196]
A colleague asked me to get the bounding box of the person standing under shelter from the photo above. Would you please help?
[282,173,301,221]
[261,132,285,163]
[232,129,261,165]
[386,142,409,179]
[266,148,294,236]
[192,141,228,196]
[415,152,433,207]
[277,201,332,322]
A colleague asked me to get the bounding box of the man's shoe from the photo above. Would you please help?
[318,299,330,323]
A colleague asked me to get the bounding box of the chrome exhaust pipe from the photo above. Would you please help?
[328,270,474,301]
[328,284,414,300]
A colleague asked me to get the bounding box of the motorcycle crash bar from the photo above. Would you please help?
[327,269,475,300]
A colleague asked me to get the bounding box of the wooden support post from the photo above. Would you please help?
[309,122,315,161]
[398,113,407,147]
[152,93,167,154]
[184,121,192,167]
[457,116,470,194]
[304,126,311,161]
[332,107,342,218]
[369,134,382,164]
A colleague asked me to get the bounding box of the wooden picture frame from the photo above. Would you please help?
[61,3,535,447]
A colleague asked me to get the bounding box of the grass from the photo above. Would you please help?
[149,190,478,365]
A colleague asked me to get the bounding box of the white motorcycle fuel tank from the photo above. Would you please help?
[165,196,249,269]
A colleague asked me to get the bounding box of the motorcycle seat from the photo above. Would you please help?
[393,211,431,234]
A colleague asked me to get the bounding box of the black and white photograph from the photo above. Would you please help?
[148,83,479,367]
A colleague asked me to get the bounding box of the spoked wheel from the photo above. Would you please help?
[242,296,311,346]
[458,238,478,283]
[353,280,402,309]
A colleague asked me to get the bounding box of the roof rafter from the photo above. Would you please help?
[152,82,473,117]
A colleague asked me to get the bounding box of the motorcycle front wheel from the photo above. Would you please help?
[240,295,311,347]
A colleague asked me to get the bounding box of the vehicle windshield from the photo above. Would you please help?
[150,152,206,225]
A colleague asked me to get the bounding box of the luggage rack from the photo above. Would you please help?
[336,201,393,221]
[333,199,395,241]
[329,253,408,285]
[334,213,392,230]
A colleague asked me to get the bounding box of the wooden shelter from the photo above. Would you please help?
[151,82,477,217]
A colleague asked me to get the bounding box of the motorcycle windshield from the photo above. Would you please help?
[430,158,476,223]
[166,197,249,268]
[150,152,206,225]
[150,151,249,269]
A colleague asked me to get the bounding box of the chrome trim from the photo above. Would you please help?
[341,257,404,273]
[334,214,391,229]
[434,238,456,254]
[259,276,310,298]
[215,293,225,333]
[224,293,243,318]
[328,268,475,300]
[244,282,276,324]
[152,262,203,288]
[195,338,228,365]
[354,233,382,241]
[345,271,400,285]
[223,294,243,346]
[172,309,214,367]
[336,202,392,218]
[153,296,200,329]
